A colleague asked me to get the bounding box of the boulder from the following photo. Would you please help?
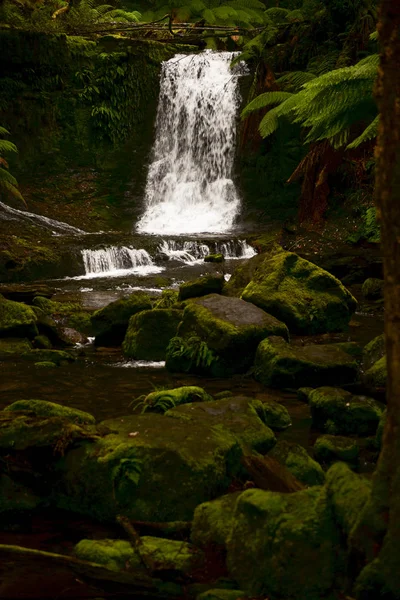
[306,387,384,435]
[4,399,95,425]
[178,274,224,301]
[204,254,225,263]
[34,361,57,368]
[241,250,357,334]
[268,440,325,486]
[21,348,76,366]
[165,396,277,454]
[75,536,204,576]
[191,492,242,550]
[0,283,54,303]
[33,334,52,349]
[168,294,289,376]
[0,337,31,357]
[53,413,243,522]
[0,294,38,339]
[364,356,387,392]
[261,399,291,430]
[122,309,182,360]
[313,434,359,465]
[137,386,213,414]
[363,334,385,371]
[361,277,384,300]
[254,336,359,389]
[226,487,338,600]
[91,292,152,346]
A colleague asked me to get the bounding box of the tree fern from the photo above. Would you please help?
[0,128,24,205]
[241,91,293,118]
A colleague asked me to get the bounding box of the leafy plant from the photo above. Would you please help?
[0,127,25,206]
[167,335,218,372]
[154,289,179,309]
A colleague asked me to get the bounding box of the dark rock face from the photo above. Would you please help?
[254,336,359,389]
[178,274,225,301]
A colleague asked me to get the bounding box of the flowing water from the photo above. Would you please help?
[137,51,246,235]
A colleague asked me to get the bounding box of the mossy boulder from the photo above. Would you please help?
[33,334,52,349]
[254,336,359,389]
[74,536,203,575]
[165,396,277,454]
[223,253,265,298]
[313,434,359,465]
[226,487,338,599]
[21,348,76,365]
[191,492,241,550]
[0,294,38,339]
[122,309,181,360]
[241,250,357,335]
[269,440,325,486]
[53,413,243,522]
[204,254,225,263]
[361,278,384,300]
[171,294,289,376]
[307,387,384,435]
[4,399,95,425]
[0,337,31,357]
[364,356,387,392]
[91,292,152,346]
[0,283,54,303]
[324,462,371,537]
[178,274,224,301]
[137,386,213,413]
[363,334,385,371]
[261,399,292,430]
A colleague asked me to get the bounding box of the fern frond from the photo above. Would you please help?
[0,168,18,187]
[0,179,24,202]
[347,115,379,149]
[241,91,293,118]
[0,140,18,154]
[276,71,316,92]
[0,127,10,136]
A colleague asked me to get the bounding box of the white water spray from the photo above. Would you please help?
[158,239,256,264]
[137,51,246,235]
[76,246,164,279]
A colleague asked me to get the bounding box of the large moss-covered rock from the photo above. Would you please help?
[361,278,384,300]
[165,396,277,454]
[178,274,224,301]
[138,386,213,413]
[53,413,243,522]
[21,348,76,365]
[313,434,359,465]
[4,399,95,425]
[122,309,181,360]
[226,487,338,599]
[269,440,325,486]
[75,536,203,575]
[261,399,291,430]
[170,294,289,376]
[363,334,385,371]
[307,387,384,435]
[364,356,387,392]
[191,492,242,550]
[241,250,357,335]
[0,337,31,357]
[91,292,152,346]
[254,336,359,389]
[0,294,38,339]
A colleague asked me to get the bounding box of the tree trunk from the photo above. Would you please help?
[352,1,400,597]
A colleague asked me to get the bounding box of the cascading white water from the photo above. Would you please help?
[158,239,256,264]
[77,246,164,279]
[137,51,246,235]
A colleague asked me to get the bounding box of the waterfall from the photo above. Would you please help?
[158,239,256,264]
[137,51,246,235]
[78,246,164,279]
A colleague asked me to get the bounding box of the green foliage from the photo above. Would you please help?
[167,336,218,371]
[347,205,380,244]
[0,126,24,204]
[153,289,179,309]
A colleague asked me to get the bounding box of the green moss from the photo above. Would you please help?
[4,399,95,425]
[363,334,385,371]
[364,356,387,390]
[178,274,225,301]
[324,462,371,537]
[34,361,57,368]
[314,435,359,464]
[223,253,265,298]
[269,440,325,486]
[74,539,138,571]
[260,399,292,431]
[308,387,384,435]
[91,292,152,346]
[122,308,181,360]
[204,254,225,263]
[33,335,52,349]
[361,278,384,300]
[173,294,289,376]
[241,250,357,334]
[137,386,213,414]
[254,336,359,389]
[0,294,38,338]
[226,487,338,599]
[153,289,179,309]
[191,492,242,549]
[0,337,31,356]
